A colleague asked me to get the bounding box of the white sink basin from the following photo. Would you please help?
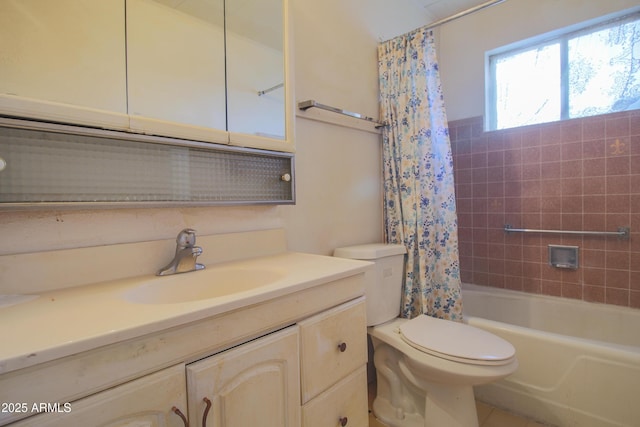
[123,267,286,304]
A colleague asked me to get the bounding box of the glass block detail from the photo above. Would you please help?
[0,126,294,206]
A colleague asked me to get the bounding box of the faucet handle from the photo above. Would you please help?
[176,228,197,248]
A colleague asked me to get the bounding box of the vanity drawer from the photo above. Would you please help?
[302,365,368,427]
[299,297,366,403]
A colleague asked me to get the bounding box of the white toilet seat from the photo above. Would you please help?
[399,314,515,366]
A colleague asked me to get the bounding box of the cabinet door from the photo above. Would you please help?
[11,364,189,427]
[0,0,128,130]
[227,0,295,152]
[186,326,300,427]
[126,0,228,144]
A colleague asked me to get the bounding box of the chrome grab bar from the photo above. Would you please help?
[504,224,630,240]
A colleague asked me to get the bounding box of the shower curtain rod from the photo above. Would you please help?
[422,0,507,31]
[384,0,506,42]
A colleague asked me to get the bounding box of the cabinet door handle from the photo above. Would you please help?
[171,406,189,427]
[202,397,212,427]
[338,342,347,352]
[339,416,349,426]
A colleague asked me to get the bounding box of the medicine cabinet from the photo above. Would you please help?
[0,0,294,153]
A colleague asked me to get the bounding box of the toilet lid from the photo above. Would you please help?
[399,315,515,365]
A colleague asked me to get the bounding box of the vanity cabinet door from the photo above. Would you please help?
[186,326,300,427]
[10,364,188,427]
[0,0,129,130]
[126,0,228,144]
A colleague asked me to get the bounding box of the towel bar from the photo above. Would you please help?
[297,100,387,128]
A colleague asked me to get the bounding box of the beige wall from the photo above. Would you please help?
[281,0,430,254]
[438,0,640,122]
[0,0,429,257]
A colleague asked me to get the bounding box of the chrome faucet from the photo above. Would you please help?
[157,228,205,276]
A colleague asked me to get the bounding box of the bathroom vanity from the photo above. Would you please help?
[0,230,370,426]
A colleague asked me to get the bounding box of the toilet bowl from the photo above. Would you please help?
[334,244,518,427]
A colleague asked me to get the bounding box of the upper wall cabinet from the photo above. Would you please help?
[226,0,293,152]
[0,0,294,153]
[0,0,129,130]
[126,0,228,144]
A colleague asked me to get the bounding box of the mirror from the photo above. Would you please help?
[126,0,227,131]
[0,0,288,146]
[127,0,286,141]
[0,0,128,125]
[226,0,286,140]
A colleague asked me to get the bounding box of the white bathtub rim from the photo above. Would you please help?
[461,282,640,348]
[461,282,639,317]
[464,315,640,361]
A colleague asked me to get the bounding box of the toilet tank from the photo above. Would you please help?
[333,244,406,326]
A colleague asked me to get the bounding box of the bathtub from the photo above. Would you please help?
[461,283,640,427]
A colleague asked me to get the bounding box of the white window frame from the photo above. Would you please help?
[485,7,640,131]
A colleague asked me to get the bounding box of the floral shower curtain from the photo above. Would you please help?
[378,28,463,321]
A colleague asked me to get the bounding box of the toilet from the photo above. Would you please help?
[334,244,518,427]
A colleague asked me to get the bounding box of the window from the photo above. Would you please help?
[486,9,640,131]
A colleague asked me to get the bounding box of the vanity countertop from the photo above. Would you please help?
[0,251,371,375]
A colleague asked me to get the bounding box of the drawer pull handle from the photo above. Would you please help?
[202,397,212,427]
[338,342,347,352]
[339,416,349,426]
[172,406,189,427]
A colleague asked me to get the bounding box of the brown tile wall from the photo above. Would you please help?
[449,110,640,309]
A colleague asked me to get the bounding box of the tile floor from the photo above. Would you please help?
[368,381,548,427]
